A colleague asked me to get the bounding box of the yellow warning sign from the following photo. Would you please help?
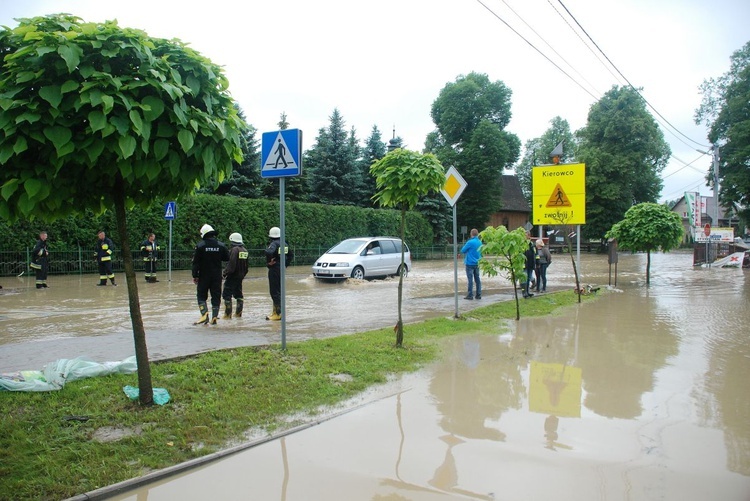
[546,183,571,207]
[532,163,586,225]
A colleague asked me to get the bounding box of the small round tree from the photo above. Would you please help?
[478,225,528,320]
[370,148,445,347]
[606,202,683,286]
[0,15,245,404]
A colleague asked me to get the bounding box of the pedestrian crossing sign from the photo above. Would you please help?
[545,183,572,207]
[164,201,176,220]
[261,129,302,178]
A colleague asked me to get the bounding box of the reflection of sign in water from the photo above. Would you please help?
[528,361,582,417]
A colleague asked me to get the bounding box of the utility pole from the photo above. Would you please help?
[712,146,720,225]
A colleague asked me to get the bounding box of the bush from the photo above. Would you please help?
[0,195,434,252]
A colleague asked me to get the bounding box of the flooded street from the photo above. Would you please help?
[3,252,750,500]
[1,258,539,372]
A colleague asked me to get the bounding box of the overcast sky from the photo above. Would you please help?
[2,0,748,203]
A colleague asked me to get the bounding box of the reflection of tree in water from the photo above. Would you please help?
[429,335,525,441]
[577,292,678,419]
[700,325,750,476]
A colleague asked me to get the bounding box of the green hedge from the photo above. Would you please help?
[0,195,434,252]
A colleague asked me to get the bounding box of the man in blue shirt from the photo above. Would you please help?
[460,228,482,300]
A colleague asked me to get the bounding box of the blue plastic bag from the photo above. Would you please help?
[123,385,171,405]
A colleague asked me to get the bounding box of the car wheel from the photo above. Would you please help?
[397,264,408,278]
[351,266,365,280]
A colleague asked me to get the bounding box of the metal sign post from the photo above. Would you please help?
[164,201,176,282]
[261,129,302,350]
[440,166,468,319]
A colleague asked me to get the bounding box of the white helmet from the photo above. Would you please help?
[268,227,281,238]
[229,232,243,244]
[200,224,215,238]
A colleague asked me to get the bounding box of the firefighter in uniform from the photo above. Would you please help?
[30,230,50,289]
[95,230,117,286]
[140,232,160,283]
[264,226,292,321]
[191,224,229,325]
[221,232,249,319]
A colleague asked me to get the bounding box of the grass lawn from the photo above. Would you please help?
[0,290,596,500]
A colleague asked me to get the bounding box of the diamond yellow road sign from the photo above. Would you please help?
[441,166,468,207]
[532,163,586,225]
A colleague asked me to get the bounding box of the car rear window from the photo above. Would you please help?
[379,239,397,254]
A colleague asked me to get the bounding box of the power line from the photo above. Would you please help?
[474,0,599,101]
[497,0,602,97]
[554,0,710,150]
[663,153,709,179]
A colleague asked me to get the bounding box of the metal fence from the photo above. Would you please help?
[1,245,459,277]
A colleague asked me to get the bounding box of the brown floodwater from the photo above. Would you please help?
[3,252,750,500]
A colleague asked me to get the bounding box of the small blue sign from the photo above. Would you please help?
[164,201,176,220]
[261,129,302,178]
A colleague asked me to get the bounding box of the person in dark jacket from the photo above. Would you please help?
[30,230,50,289]
[191,224,229,325]
[221,232,249,319]
[139,232,160,283]
[535,239,552,293]
[95,230,117,286]
[522,231,536,298]
[264,226,291,321]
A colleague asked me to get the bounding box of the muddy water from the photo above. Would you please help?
[78,252,750,500]
[1,259,524,372]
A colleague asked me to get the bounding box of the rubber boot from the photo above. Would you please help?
[210,306,219,325]
[98,278,107,286]
[235,298,244,318]
[223,300,232,319]
[194,302,209,325]
[110,278,117,286]
[266,303,281,321]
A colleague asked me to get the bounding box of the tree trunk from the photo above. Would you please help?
[114,175,153,405]
[646,250,651,286]
[395,208,406,347]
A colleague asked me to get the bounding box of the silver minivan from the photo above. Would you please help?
[311,237,411,280]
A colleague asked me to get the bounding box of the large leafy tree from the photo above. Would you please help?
[0,15,244,404]
[426,72,520,229]
[576,86,671,241]
[606,202,683,285]
[370,149,445,347]
[515,117,576,200]
[695,41,750,229]
[211,109,263,198]
[305,108,362,206]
